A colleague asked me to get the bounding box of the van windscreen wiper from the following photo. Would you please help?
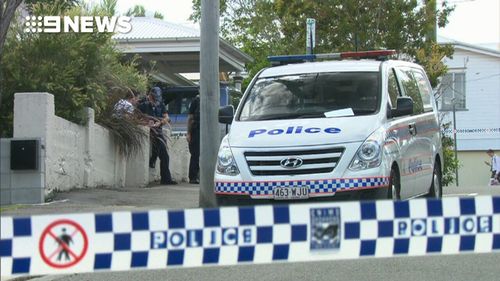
[247,112,323,121]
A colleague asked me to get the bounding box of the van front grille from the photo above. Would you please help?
[244,147,344,176]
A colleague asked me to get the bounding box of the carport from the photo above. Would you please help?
[113,17,252,86]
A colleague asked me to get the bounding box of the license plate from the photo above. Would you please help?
[273,186,309,200]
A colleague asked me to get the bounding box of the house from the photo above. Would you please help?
[438,36,500,186]
[113,17,252,85]
[112,17,253,132]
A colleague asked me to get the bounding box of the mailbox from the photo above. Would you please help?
[10,139,39,170]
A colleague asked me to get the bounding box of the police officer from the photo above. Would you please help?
[139,87,177,185]
[187,94,200,184]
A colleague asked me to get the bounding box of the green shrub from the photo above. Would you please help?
[0,2,148,137]
[441,122,460,186]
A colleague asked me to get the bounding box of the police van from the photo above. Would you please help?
[215,50,442,205]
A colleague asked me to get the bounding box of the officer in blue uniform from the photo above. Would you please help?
[139,87,177,185]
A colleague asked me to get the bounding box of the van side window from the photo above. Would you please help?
[395,67,423,115]
[388,69,400,108]
[412,70,433,112]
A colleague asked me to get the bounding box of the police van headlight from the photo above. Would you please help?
[349,130,383,171]
[216,137,240,176]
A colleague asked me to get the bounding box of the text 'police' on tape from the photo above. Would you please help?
[1,196,499,277]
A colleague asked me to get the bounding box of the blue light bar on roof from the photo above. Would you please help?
[267,50,396,66]
[267,54,317,62]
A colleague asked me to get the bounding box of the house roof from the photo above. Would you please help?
[112,17,253,86]
[438,35,500,58]
[113,17,199,40]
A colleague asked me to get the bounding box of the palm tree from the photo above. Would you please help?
[125,4,164,19]
[125,4,146,17]
[154,11,164,19]
[101,0,117,16]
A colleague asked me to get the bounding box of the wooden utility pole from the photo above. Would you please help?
[198,0,220,207]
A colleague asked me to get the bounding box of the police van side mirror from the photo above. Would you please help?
[391,97,414,117]
[219,105,234,124]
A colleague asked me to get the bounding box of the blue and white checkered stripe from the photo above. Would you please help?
[215,177,389,197]
[342,197,500,256]
[1,196,499,276]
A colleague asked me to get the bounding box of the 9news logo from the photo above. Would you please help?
[24,16,132,34]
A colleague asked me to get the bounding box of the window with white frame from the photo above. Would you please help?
[440,72,466,110]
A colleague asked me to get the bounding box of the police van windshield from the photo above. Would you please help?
[239,72,380,121]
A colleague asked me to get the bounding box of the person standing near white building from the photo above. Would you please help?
[486,149,500,184]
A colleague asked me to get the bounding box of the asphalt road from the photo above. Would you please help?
[24,253,500,281]
[2,183,500,281]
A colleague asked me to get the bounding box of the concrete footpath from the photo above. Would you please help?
[0,183,200,217]
[2,183,499,217]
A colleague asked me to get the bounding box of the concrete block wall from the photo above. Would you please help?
[49,115,86,190]
[0,139,45,205]
[13,93,121,193]
[85,109,119,187]
[168,134,190,183]
[147,130,190,184]
[0,139,11,205]
[8,92,191,199]
[125,127,150,188]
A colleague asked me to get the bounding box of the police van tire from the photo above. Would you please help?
[216,196,229,207]
[388,167,401,200]
[216,196,243,206]
[427,163,442,198]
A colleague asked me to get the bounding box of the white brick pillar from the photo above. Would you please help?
[14,92,54,140]
[10,92,52,202]
[83,107,95,187]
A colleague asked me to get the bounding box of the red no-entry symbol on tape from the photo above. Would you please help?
[39,219,88,268]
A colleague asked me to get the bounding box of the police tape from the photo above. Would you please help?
[443,127,500,134]
[1,196,499,276]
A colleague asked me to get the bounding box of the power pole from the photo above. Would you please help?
[198,0,220,207]
[452,100,459,186]
[425,0,437,42]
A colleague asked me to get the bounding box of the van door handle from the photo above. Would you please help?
[408,123,417,136]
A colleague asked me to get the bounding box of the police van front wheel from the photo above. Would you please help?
[388,168,401,200]
[216,196,246,206]
[216,196,230,207]
[427,163,442,198]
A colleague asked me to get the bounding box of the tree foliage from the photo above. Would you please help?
[0,0,23,59]
[191,0,454,88]
[154,11,164,20]
[101,0,118,16]
[441,122,461,186]
[125,4,146,17]
[191,0,459,185]
[125,4,164,19]
[416,42,454,87]
[0,0,148,137]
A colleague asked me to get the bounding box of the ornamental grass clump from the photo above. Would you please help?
[98,87,148,158]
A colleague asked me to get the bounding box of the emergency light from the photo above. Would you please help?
[267,50,396,66]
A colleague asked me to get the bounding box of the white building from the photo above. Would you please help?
[438,37,500,186]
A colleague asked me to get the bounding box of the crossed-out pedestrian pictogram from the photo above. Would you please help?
[39,219,88,268]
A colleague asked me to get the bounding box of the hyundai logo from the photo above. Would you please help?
[280,157,304,169]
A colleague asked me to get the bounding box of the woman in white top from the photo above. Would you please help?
[113,89,137,116]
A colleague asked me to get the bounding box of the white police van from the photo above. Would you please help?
[215,50,442,205]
